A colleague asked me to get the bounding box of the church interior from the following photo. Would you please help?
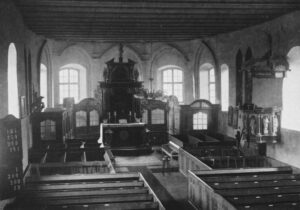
[1,0,300,209]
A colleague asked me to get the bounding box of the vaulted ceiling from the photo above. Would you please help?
[13,0,300,43]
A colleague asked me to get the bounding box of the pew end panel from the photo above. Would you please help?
[188,170,236,210]
[161,134,184,160]
[179,148,212,177]
[0,115,23,201]
[139,173,166,210]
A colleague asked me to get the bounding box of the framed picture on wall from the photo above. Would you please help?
[228,106,233,126]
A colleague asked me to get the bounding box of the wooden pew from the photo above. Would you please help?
[161,134,183,159]
[188,167,300,210]
[8,173,164,210]
[178,145,240,176]
[48,201,159,210]
[187,132,235,147]
[0,115,23,201]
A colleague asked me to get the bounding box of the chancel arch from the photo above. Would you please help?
[282,46,300,131]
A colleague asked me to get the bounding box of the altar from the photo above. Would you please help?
[95,45,152,153]
[98,123,146,148]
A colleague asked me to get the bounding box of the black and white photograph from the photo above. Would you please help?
[1,1,300,209]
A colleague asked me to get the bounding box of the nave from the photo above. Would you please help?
[1,103,300,210]
[2,1,300,209]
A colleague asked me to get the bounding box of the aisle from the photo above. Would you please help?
[113,151,194,210]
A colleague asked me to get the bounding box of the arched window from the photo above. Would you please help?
[282,46,300,131]
[40,63,47,107]
[161,67,183,102]
[58,64,86,105]
[193,112,208,130]
[209,68,216,103]
[221,64,229,111]
[199,63,215,104]
[59,68,79,104]
[8,43,19,117]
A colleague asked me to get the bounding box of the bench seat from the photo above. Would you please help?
[161,141,180,159]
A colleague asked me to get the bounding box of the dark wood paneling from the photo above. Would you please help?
[13,0,300,42]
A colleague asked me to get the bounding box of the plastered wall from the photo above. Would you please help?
[45,11,300,168]
[208,11,300,168]
[0,0,45,206]
[2,1,300,174]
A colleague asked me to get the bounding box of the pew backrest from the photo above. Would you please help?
[0,115,23,200]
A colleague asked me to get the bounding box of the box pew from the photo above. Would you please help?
[29,142,66,163]
[8,173,164,210]
[29,161,113,176]
[27,146,115,176]
[198,155,289,170]
[30,138,105,163]
[179,145,240,176]
[0,115,23,201]
[179,148,212,176]
[188,132,235,147]
[188,167,300,210]
[48,202,159,210]
[180,145,287,177]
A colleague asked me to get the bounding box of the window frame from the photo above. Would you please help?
[7,43,19,118]
[40,63,48,108]
[193,111,208,130]
[208,68,216,104]
[58,68,80,104]
[161,67,184,103]
[221,65,229,112]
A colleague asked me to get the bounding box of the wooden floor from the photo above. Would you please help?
[114,150,194,210]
